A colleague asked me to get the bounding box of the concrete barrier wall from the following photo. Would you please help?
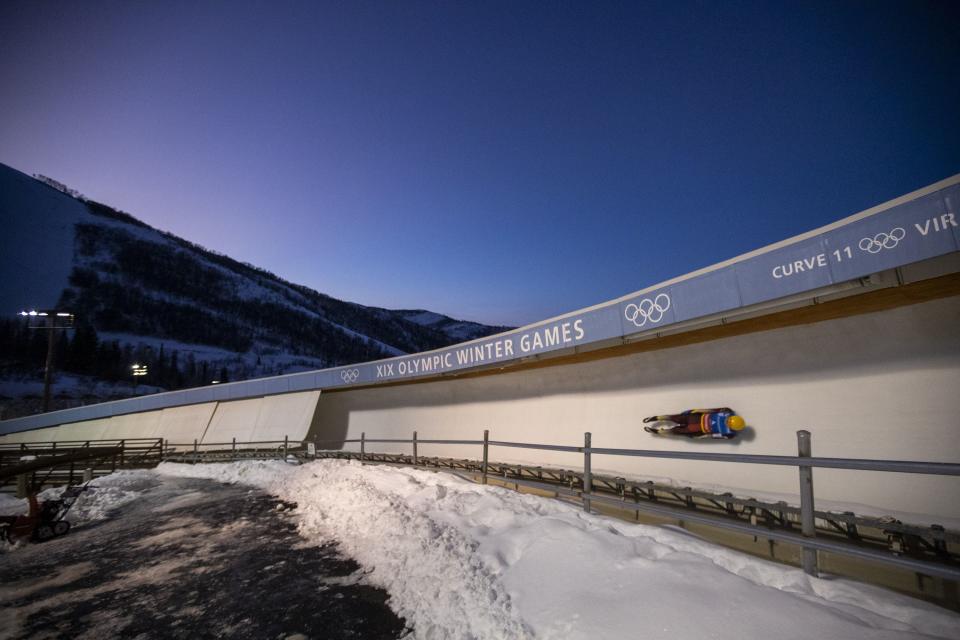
[202,391,321,446]
[4,176,958,438]
[310,295,960,523]
[4,292,957,524]
[246,391,321,443]
[0,391,321,451]
[202,398,261,445]
[0,419,112,444]
[152,404,219,446]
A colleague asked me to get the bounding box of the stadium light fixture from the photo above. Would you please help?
[17,309,75,412]
[131,363,148,392]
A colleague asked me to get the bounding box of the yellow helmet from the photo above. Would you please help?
[726,415,746,431]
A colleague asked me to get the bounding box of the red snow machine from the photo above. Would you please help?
[0,484,89,544]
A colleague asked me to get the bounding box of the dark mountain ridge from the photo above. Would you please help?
[0,164,510,416]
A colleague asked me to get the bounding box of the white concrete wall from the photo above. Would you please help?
[311,296,960,523]
[247,391,320,442]
[202,391,320,446]
[4,296,958,524]
[0,419,112,444]
[151,403,219,446]
[0,391,321,452]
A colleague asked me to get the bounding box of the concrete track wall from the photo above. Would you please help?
[203,391,321,446]
[309,296,960,523]
[0,391,320,449]
[5,176,958,438]
[3,294,958,524]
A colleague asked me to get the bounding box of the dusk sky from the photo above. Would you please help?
[1,1,958,327]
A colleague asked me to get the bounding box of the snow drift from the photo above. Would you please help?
[157,460,960,640]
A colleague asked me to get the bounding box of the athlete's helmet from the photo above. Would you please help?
[725,415,746,431]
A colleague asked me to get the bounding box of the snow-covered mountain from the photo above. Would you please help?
[0,163,510,409]
[398,310,506,343]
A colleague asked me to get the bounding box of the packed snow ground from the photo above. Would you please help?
[1,473,404,639]
[154,459,959,640]
[0,470,155,530]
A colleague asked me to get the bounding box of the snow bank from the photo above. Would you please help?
[160,460,528,638]
[157,460,960,640]
[0,492,24,515]
[53,470,158,523]
[1,471,156,554]
[1,471,156,525]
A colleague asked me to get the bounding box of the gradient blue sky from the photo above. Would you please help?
[1,1,957,326]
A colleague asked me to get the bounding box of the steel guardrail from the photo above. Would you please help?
[15,428,951,582]
[322,428,960,580]
[327,435,960,476]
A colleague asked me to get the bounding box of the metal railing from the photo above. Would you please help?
[0,437,165,493]
[314,429,960,582]
[7,429,954,583]
[163,437,301,463]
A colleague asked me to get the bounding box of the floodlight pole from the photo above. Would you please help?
[42,315,56,412]
[20,309,74,413]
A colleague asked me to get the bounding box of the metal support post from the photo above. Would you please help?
[283,435,288,458]
[360,432,365,462]
[42,316,55,413]
[482,430,489,484]
[193,439,198,464]
[412,431,418,466]
[583,432,592,513]
[797,430,819,577]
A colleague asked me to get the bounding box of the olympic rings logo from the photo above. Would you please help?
[340,369,360,383]
[858,227,905,254]
[624,293,671,328]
